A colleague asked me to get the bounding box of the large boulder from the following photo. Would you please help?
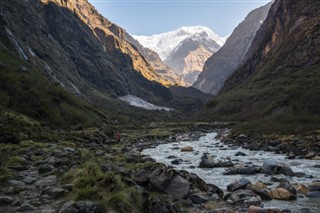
[224,166,258,175]
[267,188,296,200]
[164,175,190,199]
[295,184,309,194]
[306,191,320,198]
[246,185,271,200]
[276,181,296,195]
[262,160,294,176]
[227,190,262,208]
[38,164,55,174]
[200,159,233,168]
[58,201,104,213]
[189,194,210,204]
[227,178,251,192]
[149,167,190,199]
[308,182,320,191]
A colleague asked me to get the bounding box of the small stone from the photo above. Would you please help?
[58,201,104,213]
[299,208,312,213]
[181,146,193,152]
[253,181,267,190]
[0,196,14,205]
[227,178,251,192]
[305,152,316,159]
[38,164,55,174]
[235,151,247,156]
[22,176,38,184]
[171,159,183,165]
[189,194,209,204]
[7,179,26,187]
[295,184,309,194]
[308,182,320,191]
[18,201,36,211]
[268,188,296,200]
[306,191,320,198]
[248,206,267,213]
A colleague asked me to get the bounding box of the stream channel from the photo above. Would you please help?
[142,132,320,212]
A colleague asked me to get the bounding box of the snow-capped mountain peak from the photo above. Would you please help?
[133,26,225,60]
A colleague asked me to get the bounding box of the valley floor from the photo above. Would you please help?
[0,122,319,213]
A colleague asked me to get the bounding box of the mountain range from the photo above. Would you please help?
[133,26,226,85]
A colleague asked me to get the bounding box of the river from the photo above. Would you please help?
[142,132,320,212]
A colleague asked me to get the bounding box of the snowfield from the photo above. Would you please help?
[133,26,225,60]
[119,95,173,111]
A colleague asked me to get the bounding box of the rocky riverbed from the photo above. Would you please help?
[142,132,320,213]
[1,128,319,213]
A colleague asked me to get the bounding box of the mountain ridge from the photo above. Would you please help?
[202,0,320,133]
[193,2,271,95]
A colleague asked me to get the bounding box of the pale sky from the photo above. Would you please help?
[88,0,271,36]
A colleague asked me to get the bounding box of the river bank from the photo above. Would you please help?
[0,123,319,213]
[142,131,320,213]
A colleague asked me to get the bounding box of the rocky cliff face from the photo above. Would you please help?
[164,32,221,86]
[125,33,184,86]
[203,0,320,126]
[0,0,172,104]
[193,3,271,95]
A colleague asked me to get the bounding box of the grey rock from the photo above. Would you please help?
[308,182,320,191]
[101,164,112,172]
[164,175,190,199]
[224,166,258,175]
[58,201,104,213]
[235,151,247,156]
[227,189,262,208]
[199,159,233,168]
[166,155,177,159]
[306,191,320,198]
[299,208,312,213]
[207,184,224,199]
[38,164,55,174]
[189,194,209,204]
[148,200,168,213]
[171,159,183,165]
[22,176,38,184]
[42,187,67,199]
[262,160,294,176]
[63,147,75,153]
[17,201,36,211]
[276,181,296,194]
[0,196,14,205]
[7,179,26,187]
[227,178,251,192]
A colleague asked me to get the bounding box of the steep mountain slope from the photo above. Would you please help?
[133,26,224,86]
[0,0,172,106]
[202,0,320,133]
[125,33,184,86]
[193,2,271,95]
